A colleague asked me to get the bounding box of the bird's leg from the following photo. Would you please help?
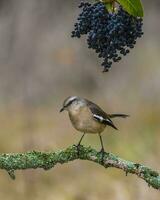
[99,134,105,164]
[75,133,85,156]
[77,133,85,146]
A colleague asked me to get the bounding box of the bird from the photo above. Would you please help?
[60,96,129,158]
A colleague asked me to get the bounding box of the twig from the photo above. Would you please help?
[0,145,159,190]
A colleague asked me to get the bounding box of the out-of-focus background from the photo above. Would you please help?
[0,0,159,199]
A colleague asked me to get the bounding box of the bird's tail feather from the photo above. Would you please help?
[104,119,118,130]
[109,114,129,119]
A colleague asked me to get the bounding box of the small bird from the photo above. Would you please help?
[60,96,129,157]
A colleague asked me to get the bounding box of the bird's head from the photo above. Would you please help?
[60,96,82,112]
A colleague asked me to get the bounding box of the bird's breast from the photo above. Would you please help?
[69,106,106,134]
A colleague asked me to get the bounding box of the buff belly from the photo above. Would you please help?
[69,107,106,134]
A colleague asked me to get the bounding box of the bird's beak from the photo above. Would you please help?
[60,107,64,112]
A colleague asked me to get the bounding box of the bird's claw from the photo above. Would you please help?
[99,148,105,164]
[73,144,82,157]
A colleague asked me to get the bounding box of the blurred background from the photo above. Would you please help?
[0,0,159,199]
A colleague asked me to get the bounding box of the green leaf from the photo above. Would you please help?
[117,0,144,17]
[105,3,114,12]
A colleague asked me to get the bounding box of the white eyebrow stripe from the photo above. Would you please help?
[66,96,77,105]
[68,96,77,102]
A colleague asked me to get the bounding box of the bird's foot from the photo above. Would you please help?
[73,144,82,157]
[99,148,105,164]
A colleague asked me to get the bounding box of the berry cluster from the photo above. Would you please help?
[71,1,143,71]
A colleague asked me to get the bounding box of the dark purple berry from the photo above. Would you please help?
[71,1,143,71]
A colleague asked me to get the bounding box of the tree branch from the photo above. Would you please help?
[0,145,159,190]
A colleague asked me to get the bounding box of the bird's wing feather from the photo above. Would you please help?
[86,100,118,130]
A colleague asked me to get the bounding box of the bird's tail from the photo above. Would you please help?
[109,114,129,119]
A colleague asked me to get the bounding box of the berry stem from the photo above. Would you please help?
[112,1,115,12]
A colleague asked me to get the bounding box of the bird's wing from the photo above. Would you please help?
[86,100,118,130]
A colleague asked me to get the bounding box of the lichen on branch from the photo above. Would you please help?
[0,145,159,190]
